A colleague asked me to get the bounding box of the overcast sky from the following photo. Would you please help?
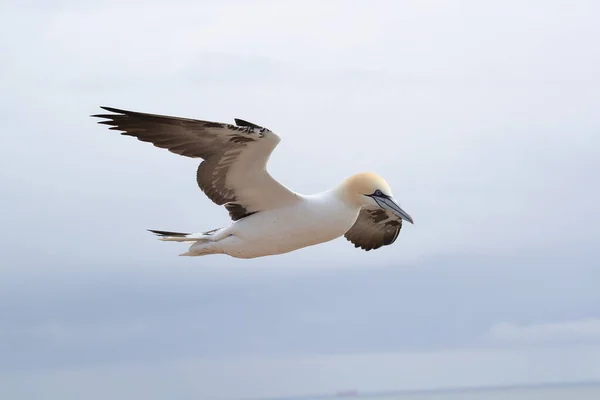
[1,0,600,399]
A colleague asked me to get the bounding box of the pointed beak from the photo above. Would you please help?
[373,196,414,224]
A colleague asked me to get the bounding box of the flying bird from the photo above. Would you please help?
[92,107,414,258]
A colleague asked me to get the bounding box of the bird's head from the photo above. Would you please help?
[341,172,414,224]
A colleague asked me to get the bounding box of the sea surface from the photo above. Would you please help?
[291,382,600,400]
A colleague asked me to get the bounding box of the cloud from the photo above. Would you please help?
[490,319,600,344]
[0,1,600,265]
[3,249,600,373]
[6,320,150,344]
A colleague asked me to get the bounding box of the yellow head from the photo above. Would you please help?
[340,172,414,224]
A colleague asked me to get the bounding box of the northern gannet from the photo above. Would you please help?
[92,107,414,259]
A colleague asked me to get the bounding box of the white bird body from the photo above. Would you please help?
[183,190,361,258]
[93,106,414,259]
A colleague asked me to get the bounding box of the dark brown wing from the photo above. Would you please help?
[344,207,403,251]
[92,106,298,220]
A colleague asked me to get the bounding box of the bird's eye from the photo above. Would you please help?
[375,189,382,196]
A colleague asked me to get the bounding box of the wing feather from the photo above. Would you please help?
[92,106,298,220]
[344,207,403,251]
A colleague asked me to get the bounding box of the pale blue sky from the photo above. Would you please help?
[1,0,599,399]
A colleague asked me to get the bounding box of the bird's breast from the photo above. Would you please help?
[233,196,360,250]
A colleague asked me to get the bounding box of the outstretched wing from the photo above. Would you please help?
[92,106,298,221]
[344,207,403,251]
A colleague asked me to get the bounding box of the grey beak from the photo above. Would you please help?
[373,196,414,224]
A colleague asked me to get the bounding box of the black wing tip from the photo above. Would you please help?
[234,118,263,129]
[147,229,190,237]
[90,106,129,119]
[99,106,127,114]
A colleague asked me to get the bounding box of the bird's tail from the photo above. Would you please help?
[148,230,193,242]
[147,228,221,242]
